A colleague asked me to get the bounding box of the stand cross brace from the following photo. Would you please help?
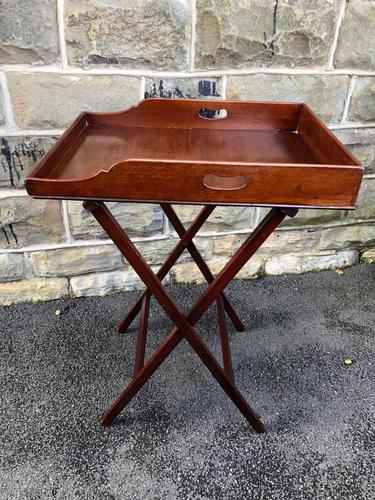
[117,204,244,335]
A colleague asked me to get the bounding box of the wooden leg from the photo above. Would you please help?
[133,292,150,376]
[217,294,234,383]
[161,203,245,332]
[84,201,298,432]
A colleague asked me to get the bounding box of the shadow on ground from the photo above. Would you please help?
[1,264,374,499]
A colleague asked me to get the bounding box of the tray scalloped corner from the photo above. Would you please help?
[26,98,363,209]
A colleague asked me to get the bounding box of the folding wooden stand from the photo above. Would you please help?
[83,200,298,432]
[25,98,363,433]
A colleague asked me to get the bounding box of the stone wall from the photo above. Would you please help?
[0,0,374,303]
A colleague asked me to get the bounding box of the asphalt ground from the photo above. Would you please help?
[1,263,374,499]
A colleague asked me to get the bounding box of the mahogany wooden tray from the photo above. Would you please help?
[26,99,363,209]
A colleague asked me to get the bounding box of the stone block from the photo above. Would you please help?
[68,201,163,239]
[213,229,318,256]
[257,207,345,229]
[265,250,359,276]
[319,224,375,251]
[0,0,59,64]
[212,235,247,256]
[26,245,123,277]
[334,0,375,70]
[211,254,265,280]
[213,227,317,256]
[171,205,257,233]
[259,229,318,254]
[0,136,58,189]
[70,268,144,297]
[144,78,221,99]
[0,277,69,304]
[227,74,348,123]
[163,261,201,284]
[195,0,337,69]
[135,236,212,267]
[172,255,264,284]
[7,73,140,129]
[282,208,346,228]
[0,197,65,249]
[65,0,191,70]
[0,253,24,282]
[348,77,375,123]
[332,128,375,175]
[134,238,177,267]
[361,248,375,263]
[240,255,265,278]
[243,255,265,279]
[346,179,375,222]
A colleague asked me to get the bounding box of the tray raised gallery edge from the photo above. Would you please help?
[25,99,363,209]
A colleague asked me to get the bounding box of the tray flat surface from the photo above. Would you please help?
[51,125,321,180]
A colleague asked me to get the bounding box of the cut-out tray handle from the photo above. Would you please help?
[198,107,228,120]
[203,173,247,191]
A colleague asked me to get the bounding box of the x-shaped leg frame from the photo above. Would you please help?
[83,200,298,433]
[118,203,244,382]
